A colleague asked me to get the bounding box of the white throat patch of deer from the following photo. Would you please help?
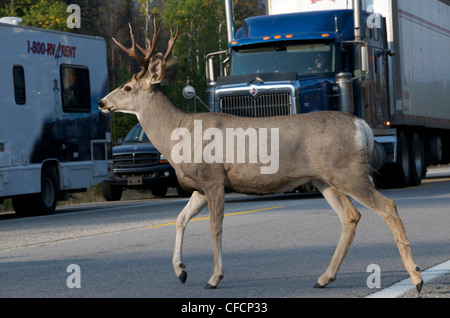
[98,23,423,292]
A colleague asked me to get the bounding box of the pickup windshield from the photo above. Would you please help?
[124,124,150,143]
[231,42,335,77]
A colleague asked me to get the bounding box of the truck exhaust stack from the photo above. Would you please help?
[353,0,363,41]
[224,0,235,43]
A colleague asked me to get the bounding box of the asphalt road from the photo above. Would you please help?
[0,167,449,300]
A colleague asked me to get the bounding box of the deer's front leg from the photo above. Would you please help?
[204,185,225,289]
[173,191,207,284]
[312,180,361,288]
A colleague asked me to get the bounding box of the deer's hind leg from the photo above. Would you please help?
[312,180,362,288]
[173,191,208,284]
[347,185,423,292]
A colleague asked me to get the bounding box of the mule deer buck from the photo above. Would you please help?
[98,23,423,292]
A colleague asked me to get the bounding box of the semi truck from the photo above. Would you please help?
[0,18,112,215]
[206,0,450,188]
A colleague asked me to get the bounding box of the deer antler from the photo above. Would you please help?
[164,26,179,60]
[113,20,161,79]
[113,21,178,79]
[137,18,160,63]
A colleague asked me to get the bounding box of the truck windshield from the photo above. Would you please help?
[124,124,150,143]
[231,42,335,77]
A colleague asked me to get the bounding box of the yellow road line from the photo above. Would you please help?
[145,206,284,229]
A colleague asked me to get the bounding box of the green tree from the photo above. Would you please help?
[0,0,69,31]
[159,0,227,112]
[150,0,265,112]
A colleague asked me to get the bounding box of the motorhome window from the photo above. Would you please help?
[60,65,91,113]
[13,65,26,105]
[231,42,335,77]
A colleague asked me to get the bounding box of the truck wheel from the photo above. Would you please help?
[410,133,424,186]
[101,182,123,201]
[393,133,411,188]
[12,167,58,216]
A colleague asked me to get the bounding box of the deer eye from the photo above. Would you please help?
[124,85,132,92]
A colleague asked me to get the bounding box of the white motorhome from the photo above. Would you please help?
[0,19,112,215]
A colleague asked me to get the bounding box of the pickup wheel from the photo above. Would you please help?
[176,186,193,197]
[151,186,168,197]
[101,182,123,201]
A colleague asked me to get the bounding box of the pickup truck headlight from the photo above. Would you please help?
[159,154,169,164]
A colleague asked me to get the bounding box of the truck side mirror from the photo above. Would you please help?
[205,50,228,85]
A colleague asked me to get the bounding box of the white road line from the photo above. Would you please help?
[366,259,450,298]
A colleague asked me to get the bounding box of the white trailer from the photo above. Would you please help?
[267,0,450,120]
[0,20,113,215]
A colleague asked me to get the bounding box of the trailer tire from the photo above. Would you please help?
[429,136,442,165]
[410,133,424,186]
[393,132,411,188]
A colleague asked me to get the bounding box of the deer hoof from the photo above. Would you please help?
[313,283,325,289]
[416,280,423,293]
[179,271,187,284]
[204,283,217,289]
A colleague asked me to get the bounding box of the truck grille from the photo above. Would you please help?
[219,93,292,117]
[113,153,158,168]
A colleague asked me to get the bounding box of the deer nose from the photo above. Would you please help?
[98,99,106,109]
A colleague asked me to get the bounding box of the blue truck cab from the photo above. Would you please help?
[208,9,389,124]
[230,10,354,115]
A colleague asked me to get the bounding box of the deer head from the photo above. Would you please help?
[98,21,179,116]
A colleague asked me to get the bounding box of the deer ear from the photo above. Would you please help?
[161,56,178,86]
[146,53,166,85]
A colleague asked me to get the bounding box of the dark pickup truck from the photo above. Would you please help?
[101,123,188,201]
